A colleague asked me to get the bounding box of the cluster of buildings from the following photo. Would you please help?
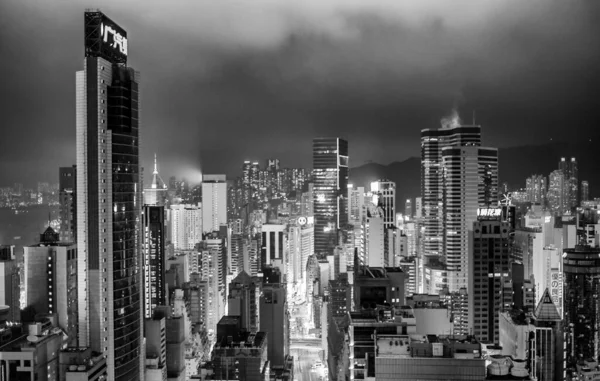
[2,8,600,381]
[0,182,60,208]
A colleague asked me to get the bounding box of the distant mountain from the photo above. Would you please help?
[350,140,600,208]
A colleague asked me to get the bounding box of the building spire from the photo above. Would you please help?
[153,153,158,175]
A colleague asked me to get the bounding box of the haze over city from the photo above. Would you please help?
[1,0,600,185]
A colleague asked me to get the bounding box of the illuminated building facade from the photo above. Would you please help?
[420,125,481,257]
[547,170,566,214]
[559,157,578,210]
[59,166,77,243]
[76,10,143,379]
[370,180,396,229]
[313,137,349,258]
[468,212,512,343]
[581,180,589,203]
[201,174,227,233]
[442,146,498,291]
[526,174,547,204]
[143,205,166,319]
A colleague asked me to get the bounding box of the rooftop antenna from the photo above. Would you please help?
[153,153,158,175]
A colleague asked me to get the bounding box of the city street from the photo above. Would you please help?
[291,348,325,381]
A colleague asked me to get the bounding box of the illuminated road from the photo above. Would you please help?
[292,348,326,381]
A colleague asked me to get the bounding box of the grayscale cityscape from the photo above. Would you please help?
[1,1,600,380]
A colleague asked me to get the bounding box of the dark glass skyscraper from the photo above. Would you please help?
[143,205,166,319]
[76,10,142,380]
[313,137,348,258]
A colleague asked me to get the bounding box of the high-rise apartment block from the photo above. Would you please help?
[559,157,578,210]
[171,203,202,250]
[526,174,547,204]
[76,10,143,379]
[313,137,349,258]
[581,180,590,203]
[201,174,227,233]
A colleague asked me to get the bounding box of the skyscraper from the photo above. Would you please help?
[420,124,481,257]
[143,205,166,319]
[59,166,77,243]
[442,146,498,291]
[581,180,589,203]
[563,244,600,368]
[259,267,289,368]
[370,179,396,229]
[201,174,227,233]
[144,154,167,206]
[559,157,578,210]
[76,10,142,380]
[313,137,349,258]
[547,170,566,214]
[469,209,512,343]
[404,198,412,220]
[526,174,547,204]
[170,203,202,250]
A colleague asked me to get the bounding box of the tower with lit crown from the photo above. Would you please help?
[144,154,167,206]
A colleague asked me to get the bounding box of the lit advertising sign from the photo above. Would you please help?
[101,22,128,56]
[297,216,315,226]
[85,12,128,64]
[477,208,502,219]
[550,271,563,318]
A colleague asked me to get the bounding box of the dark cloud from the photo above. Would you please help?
[1,0,599,186]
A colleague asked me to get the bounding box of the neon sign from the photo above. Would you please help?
[101,23,128,56]
[477,208,502,218]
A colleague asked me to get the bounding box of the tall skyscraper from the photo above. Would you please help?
[559,157,578,210]
[0,245,20,323]
[144,154,167,206]
[76,10,142,380]
[442,146,498,291]
[59,166,77,243]
[563,244,600,368]
[581,180,590,203]
[143,205,166,319]
[313,137,349,258]
[404,198,412,220]
[420,124,481,257]
[348,185,365,225]
[170,203,202,250]
[202,174,227,233]
[261,224,286,272]
[547,170,566,214]
[469,209,511,343]
[526,174,547,204]
[370,179,396,229]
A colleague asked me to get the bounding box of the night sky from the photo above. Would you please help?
[1,0,599,186]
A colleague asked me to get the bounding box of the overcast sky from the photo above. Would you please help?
[1,0,599,186]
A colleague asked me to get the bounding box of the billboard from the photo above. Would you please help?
[550,271,563,318]
[477,208,502,219]
[85,11,128,64]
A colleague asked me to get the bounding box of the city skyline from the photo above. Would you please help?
[2,0,600,185]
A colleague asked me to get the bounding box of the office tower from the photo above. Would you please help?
[534,289,565,381]
[581,180,590,203]
[24,227,78,346]
[421,123,481,257]
[212,316,269,381]
[261,224,286,272]
[559,157,578,210]
[469,210,511,343]
[404,198,412,220]
[300,183,314,217]
[313,137,349,258]
[76,10,142,380]
[300,223,314,281]
[59,166,77,243]
[547,170,566,214]
[526,174,547,204]
[563,244,600,368]
[201,174,227,233]
[227,271,259,332]
[143,205,166,318]
[348,185,365,225]
[144,154,167,206]
[414,197,422,219]
[201,231,228,334]
[442,146,498,291]
[370,180,396,228]
[170,203,202,249]
[145,314,168,380]
[363,208,386,267]
[259,267,289,367]
[0,246,20,323]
